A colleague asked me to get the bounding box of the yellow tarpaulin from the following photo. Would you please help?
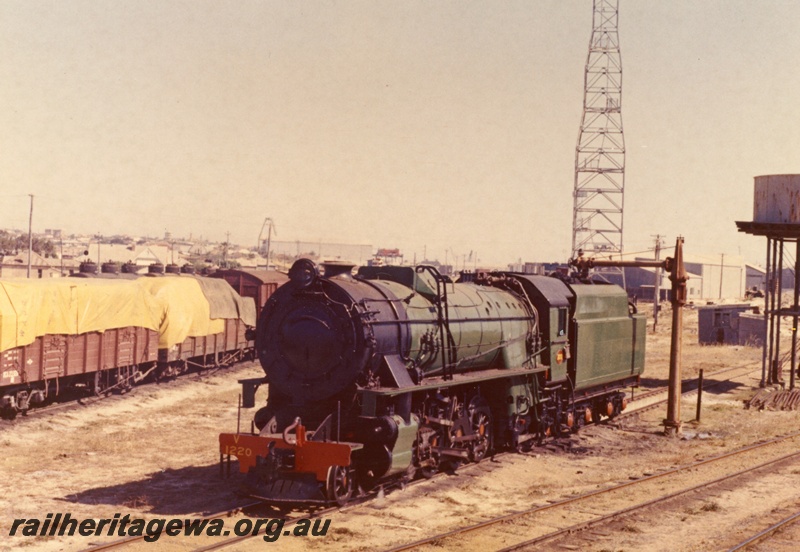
[193,277,256,327]
[136,277,226,349]
[0,278,162,353]
[0,276,257,353]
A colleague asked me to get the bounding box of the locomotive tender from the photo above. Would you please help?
[220,259,645,505]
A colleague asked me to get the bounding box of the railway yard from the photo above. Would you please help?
[5,1,800,550]
[3,303,799,552]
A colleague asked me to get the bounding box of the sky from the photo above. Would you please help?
[1,0,799,267]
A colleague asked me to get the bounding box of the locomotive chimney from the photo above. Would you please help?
[321,261,356,278]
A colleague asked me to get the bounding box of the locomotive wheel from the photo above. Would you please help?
[420,434,440,478]
[468,397,493,463]
[515,440,532,453]
[448,416,471,470]
[326,465,353,506]
[413,428,440,479]
[421,435,441,479]
[608,398,621,420]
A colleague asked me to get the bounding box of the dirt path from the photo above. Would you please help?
[0,361,265,552]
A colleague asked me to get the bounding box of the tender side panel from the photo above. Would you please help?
[570,284,645,390]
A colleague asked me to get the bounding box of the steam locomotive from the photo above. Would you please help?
[220,259,645,505]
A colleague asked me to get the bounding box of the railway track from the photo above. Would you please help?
[630,360,756,403]
[79,500,266,552]
[79,463,450,551]
[67,362,760,552]
[0,360,258,425]
[383,430,800,551]
[621,360,760,419]
[727,506,800,551]
[96,505,342,552]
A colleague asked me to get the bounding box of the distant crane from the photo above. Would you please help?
[257,218,277,269]
[571,0,626,288]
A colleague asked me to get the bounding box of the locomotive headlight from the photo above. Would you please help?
[289,259,318,289]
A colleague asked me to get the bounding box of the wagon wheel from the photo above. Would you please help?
[326,465,353,506]
[93,371,110,397]
[468,397,493,463]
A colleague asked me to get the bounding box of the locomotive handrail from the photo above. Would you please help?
[415,265,458,380]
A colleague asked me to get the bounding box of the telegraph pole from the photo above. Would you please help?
[27,194,34,278]
[257,218,276,269]
[266,222,274,268]
[653,235,662,332]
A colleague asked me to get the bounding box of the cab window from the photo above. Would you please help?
[557,308,567,336]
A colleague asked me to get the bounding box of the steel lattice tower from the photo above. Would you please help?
[571,0,625,286]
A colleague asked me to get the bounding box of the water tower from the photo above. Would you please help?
[736,174,800,388]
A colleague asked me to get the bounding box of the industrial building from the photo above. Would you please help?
[625,253,747,301]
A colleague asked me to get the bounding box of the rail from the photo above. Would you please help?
[384,430,800,551]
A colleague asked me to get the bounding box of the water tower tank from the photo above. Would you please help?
[754,174,800,224]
